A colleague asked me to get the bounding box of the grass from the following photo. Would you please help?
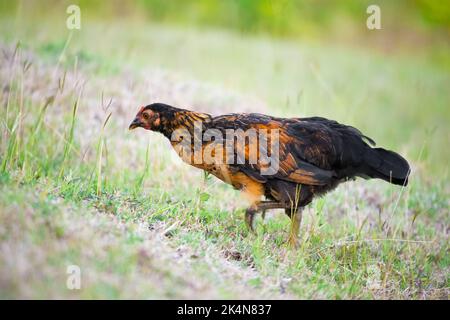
[0,9,449,299]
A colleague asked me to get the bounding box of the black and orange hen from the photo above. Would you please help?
[129,103,410,246]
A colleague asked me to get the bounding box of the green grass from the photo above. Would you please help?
[0,9,449,299]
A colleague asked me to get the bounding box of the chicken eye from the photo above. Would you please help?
[143,113,149,120]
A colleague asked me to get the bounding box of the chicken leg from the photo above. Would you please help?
[245,201,284,232]
[286,208,303,248]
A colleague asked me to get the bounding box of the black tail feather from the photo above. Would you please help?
[363,148,410,186]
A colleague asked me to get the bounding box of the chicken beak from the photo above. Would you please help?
[129,118,141,130]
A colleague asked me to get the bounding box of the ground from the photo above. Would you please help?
[0,16,449,299]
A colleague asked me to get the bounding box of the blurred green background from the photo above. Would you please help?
[3,0,449,36]
[1,0,449,51]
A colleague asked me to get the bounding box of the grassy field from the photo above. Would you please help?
[0,6,449,299]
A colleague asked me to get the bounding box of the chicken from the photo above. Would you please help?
[129,103,410,247]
